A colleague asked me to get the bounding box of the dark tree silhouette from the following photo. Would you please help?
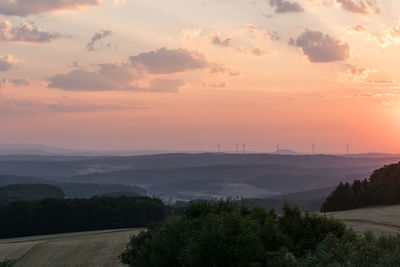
[321,162,400,212]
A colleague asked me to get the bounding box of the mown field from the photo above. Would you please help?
[328,204,400,235]
[0,229,139,267]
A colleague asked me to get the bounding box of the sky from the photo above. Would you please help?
[0,0,400,154]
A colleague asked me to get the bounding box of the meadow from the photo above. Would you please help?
[328,204,400,235]
[0,229,139,267]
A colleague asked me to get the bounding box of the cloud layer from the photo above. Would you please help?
[87,30,113,51]
[0,0,101,16]
[0,55,16,72]
[48,63,139,91]
[0,21,63,43]
[335,0,379,15]
[211,32,232,47]
[269,0,304,13]
[129,47,209,74]
[48,47,235,92]
[289,30,350,62]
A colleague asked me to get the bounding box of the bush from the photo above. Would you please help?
[0,259,15,267]
[120,200,348,267]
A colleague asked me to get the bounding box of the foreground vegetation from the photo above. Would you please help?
[322,162,400,212]
[0,196,168,239]
[121,200,400,267]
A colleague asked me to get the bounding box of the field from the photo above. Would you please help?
[0,229,139,267]
[328,205,400,235]
[3,205,400,266]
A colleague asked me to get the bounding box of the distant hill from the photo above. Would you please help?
[0,143,190,156]
[101,191,142,197]
[0,153,399,200]
[274,149,299,155]
[0,175,146,198]
[0,175,51,186]
[245,187,334,213]
[173,187,335,213]
[0,184,65,204]
[58,183,146,198]
[346,153,400,158]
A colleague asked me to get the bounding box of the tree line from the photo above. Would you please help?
[321,162,400,212]
[0,196,169,239]
[121,199,400,267]
[0,184,65,204]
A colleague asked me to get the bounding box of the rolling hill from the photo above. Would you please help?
[0,175,146,199]
[0,153,398,200]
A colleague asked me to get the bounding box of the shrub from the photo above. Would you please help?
[120,200,347,267]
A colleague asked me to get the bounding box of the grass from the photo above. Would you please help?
[0,229,140,267]
[327,204,400,235]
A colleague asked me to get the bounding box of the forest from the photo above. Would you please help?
[0,196,168,239]
[322,162,400,212]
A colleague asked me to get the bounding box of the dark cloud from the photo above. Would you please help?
[49,47,234,92]
[48,63,139,91]
[335,0,379,15]
[11,78,31,87]
[211,33,231,47]
[252,48,267,56]
[49,69,114,91]
[97,63,139,84]
[0,55,15,72]
[0,0,101,16]
[289,30,350,62]
[87,30,113,51]
[48,63,185,93]
[269,31,281,41]
[269,0,304,13]
[129,47,208,74]
[0,21,63,43]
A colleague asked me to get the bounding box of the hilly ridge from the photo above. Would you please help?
[0,153,398,201]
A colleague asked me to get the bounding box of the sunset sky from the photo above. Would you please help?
[1,0,400,153]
